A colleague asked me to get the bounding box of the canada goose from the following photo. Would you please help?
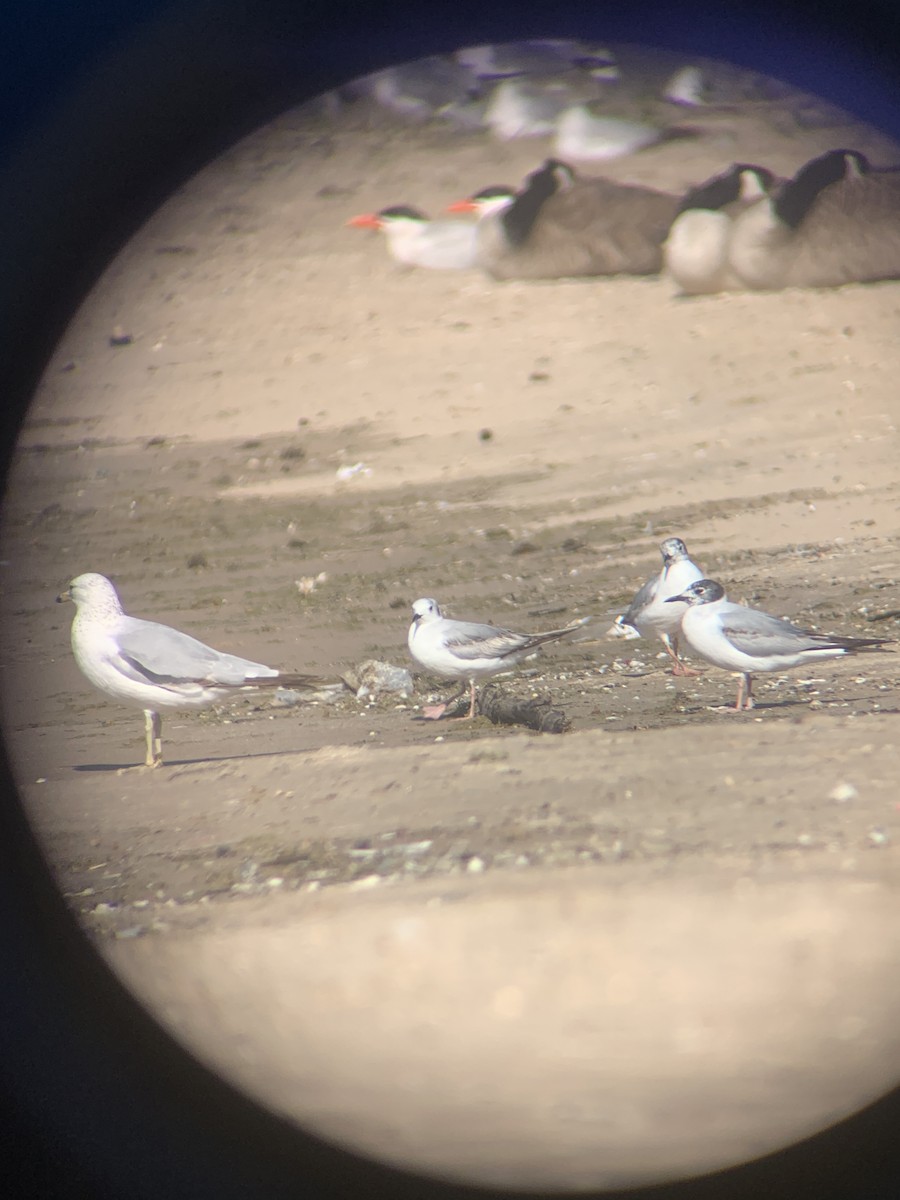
[727,148,900,289]
[346,205,480,270]
[665,579,891,710]
[663,162,778,294]
[448,158,680,280]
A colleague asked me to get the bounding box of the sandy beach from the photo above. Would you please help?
[2,43,899,1191]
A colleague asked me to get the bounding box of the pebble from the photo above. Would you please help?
[348,874,381,892]
[829,782,859,803]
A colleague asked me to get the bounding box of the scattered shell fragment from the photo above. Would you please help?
[829,782,859,803]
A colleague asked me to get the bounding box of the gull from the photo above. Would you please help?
[661,66,707,107]
[665,578,891,710]
[554,106,665,162]
[483,77,599,139]
[614,538,705,675]
[456,39,618,80]
[352,56,479,122]
[408,597,585,719]
[58,573,325,767]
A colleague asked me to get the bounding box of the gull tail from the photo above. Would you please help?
[524,616,590,650]
[817,635,893,654]
[272,672,348,690]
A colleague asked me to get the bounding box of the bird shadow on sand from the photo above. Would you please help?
[72,745,320,773]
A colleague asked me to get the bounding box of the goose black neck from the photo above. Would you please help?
[676,164,768,216]
[501,162,562,246]
[775,149,868,230]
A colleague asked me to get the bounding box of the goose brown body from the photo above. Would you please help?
[474,159,680,280]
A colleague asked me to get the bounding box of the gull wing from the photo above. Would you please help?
[621,574,659,626]
[442,621,528,662]
[113,617,277,686]
[717,606,821,659]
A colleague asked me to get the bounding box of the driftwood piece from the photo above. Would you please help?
[477,684,571,734]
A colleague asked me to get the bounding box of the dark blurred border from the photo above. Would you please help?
[1,2,900,1197]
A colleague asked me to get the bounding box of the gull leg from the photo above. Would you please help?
[466,680,477,720]
[144,709,163,767]
[422,684,466,720]
[734,674,755,712]
[665,634,703,677]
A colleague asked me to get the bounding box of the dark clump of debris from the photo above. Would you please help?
[478,683,571,733]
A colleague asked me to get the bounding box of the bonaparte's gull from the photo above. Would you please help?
[408,597,585,719]
[615,538,705,675]
[665,578,891,709]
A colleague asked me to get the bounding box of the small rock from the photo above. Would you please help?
[335,462,371,482]
[296,572,327,595]
[466,856,486,874]
[829,781,859,803]
[347,659,413,700]
[348,874,381,891]
[186,552,208,569]
[398,839,433,856]
[109,326,133,346]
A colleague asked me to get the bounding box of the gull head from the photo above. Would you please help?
[56,572,123,613]
[659,537,690,564]
[411,597,443,626]
[665,579,726,607]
